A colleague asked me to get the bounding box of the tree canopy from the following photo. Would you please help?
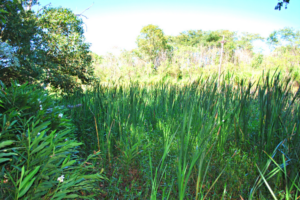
[0,0,95,92]
[136,24,171,68]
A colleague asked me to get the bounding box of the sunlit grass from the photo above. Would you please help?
[61,71,300,199]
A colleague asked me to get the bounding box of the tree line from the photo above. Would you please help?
[132,24,299,69]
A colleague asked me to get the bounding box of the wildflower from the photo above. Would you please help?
[40,105,42,108]
[16,84,20,87]
[65,138,68,141]
[40,107,43,110]
[57,175,64,183]
[58,113,63,118]
[37,132,40,136]
[18,113,21,116]
[222,120,225,122]
[44,94,47,96]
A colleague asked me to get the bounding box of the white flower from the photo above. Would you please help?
[16,84,20,87]
[57,175,64,183]
[40,107,43,110]
[44,94,47,96]
[37,99,40,102]
[58,113,63,118]
[222,120,225,122]
[40,105,42,108]
[37,132,40,136]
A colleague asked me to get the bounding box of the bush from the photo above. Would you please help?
[251,53,264,69]
[0,81,105,199]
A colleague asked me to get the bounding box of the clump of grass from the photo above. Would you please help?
[62,70,300,199]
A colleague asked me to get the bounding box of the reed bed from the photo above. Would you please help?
[61,71,300,199]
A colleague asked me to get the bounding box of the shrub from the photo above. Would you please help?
[251,53,264,69]
[0,81,105,199]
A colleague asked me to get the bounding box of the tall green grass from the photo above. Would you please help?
[62,71,300,199]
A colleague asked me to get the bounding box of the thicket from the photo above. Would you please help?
[0,81,105,199]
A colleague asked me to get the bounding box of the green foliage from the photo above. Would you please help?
[0,2,95,92]
[38,7,95,91]
[267,27,300,49]
[0,81,105,199]
[63,71,300,199]
[136,24,172,68]
[237,32,264,51]
[0,0,44,85]
[251,53,264,69]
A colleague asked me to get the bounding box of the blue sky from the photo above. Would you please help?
[37,0,300,55]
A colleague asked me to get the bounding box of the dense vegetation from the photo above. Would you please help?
[1,0,300,199]
[0,0,95,92]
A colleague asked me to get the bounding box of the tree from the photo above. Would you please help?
[267,27,300,49]
[136,24,171,68]
[38,7,95,91]
[0,0,45,85]
[168,30,204,47]
[0,1,95,92]
[275,0,290,11]
[237,32,264,52]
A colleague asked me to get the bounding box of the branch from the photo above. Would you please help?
[37,3,51,12]
[76,2,94,17]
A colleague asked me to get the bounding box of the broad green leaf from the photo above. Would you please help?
[0,158,12,163]
[61,160,76,169]
[0,152,17,157]
[19,166,40,191]
[0,140,15,148]
[31,142,50,154]
[64,194,79,198]
[62,154,71,166]
[0,9,9,14]
[18,177,36,198]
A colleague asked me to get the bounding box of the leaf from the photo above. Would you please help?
[31,142,50,154]
[18,177,37,198]
[62,154,70,166]
[0,9,9,14]
[0,158,12,164]
[64,194,79,198]
[52,191,67,199]
[0,140,15,148]
[61,160,76,169]
[31,122,51,139]
[0,152,17,157]
[19,166,40,191]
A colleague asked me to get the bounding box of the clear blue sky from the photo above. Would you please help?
[37,0,300,55]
